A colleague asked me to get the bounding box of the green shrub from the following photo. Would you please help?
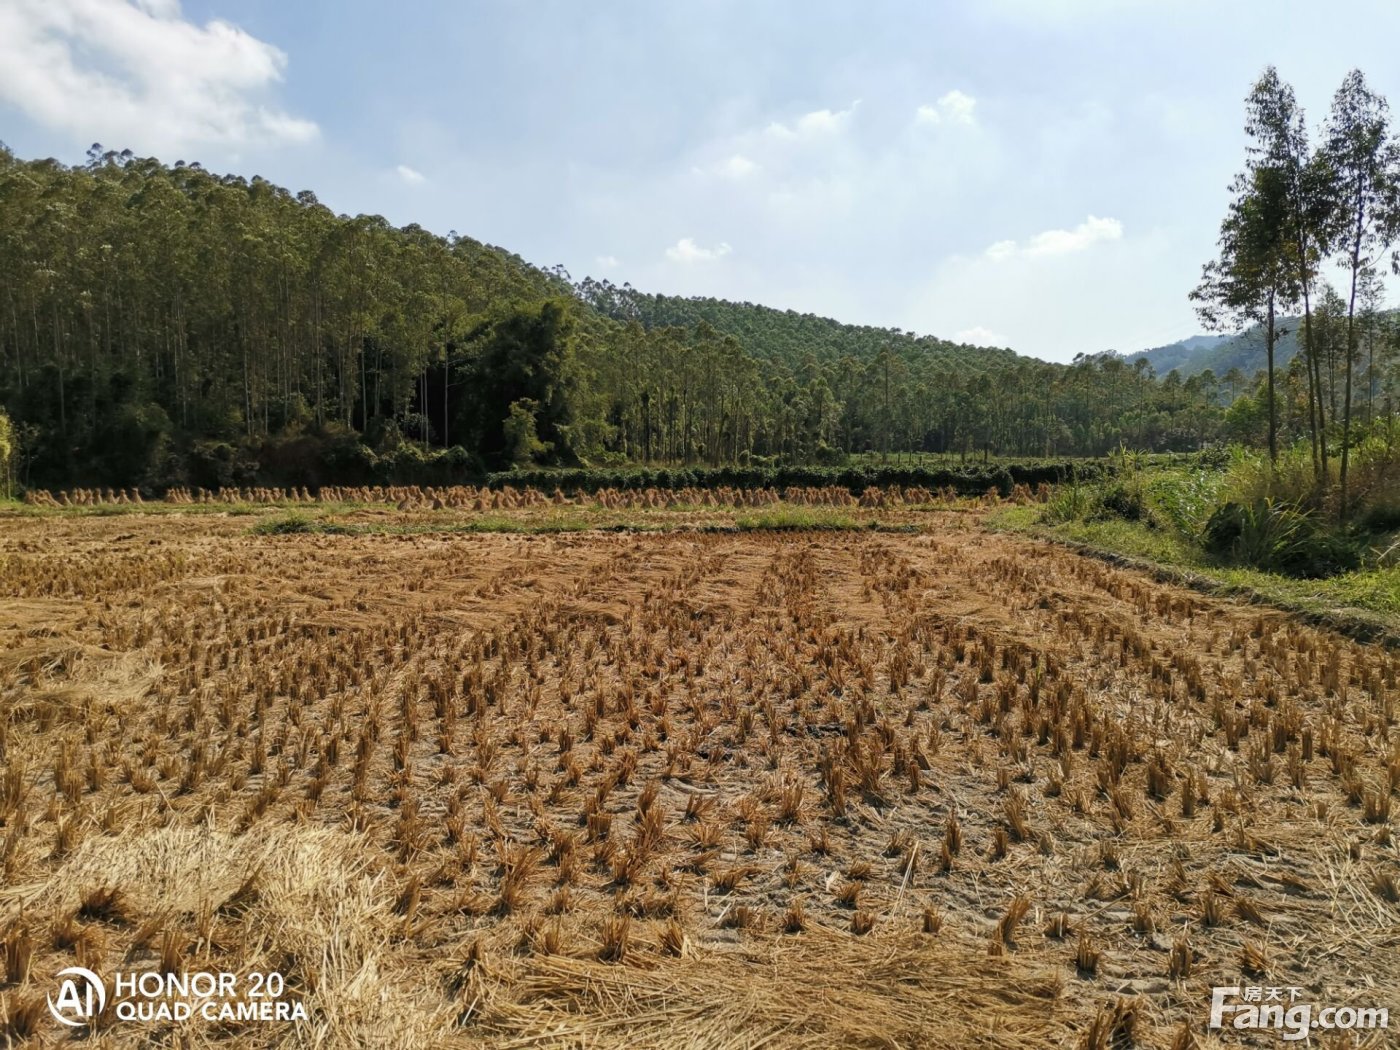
[1044,481,1096,523]
[1202,498,1358,577]
[1358,498,1400,534]
[503,399,551,467]
[1196,443,1232,469]
[1144,468,1229,535]
[1097,480,1149,523]
[488,461,1103,496]
[253,512,318,535]
[363,415,407,453]
[1043,462,1153,527]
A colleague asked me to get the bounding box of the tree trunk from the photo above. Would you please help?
[1265,293,1277,463]
[1300,277,1326,486]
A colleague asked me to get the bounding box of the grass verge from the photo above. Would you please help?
[989,506,1400,645]
[248,504,917,537]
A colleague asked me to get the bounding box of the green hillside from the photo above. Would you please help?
[1126,334,1231,376]
[0,146,1230,488]
[575,282,1020,373]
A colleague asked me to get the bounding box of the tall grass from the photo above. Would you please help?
[1220,445,1320,510]
[1041,438,1400,578]
[1201,498,1354,577]
[1223,433,1400,520]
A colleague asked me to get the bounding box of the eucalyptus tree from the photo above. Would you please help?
[1192,158,1297,461]
[1238,68,1333,481]
[1313,285,1347,421]
[1356,270,1386,425]
[1319,70,1400,517]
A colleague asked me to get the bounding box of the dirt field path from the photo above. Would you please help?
[1,513,1396,1048]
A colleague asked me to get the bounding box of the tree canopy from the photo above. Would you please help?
[0,140,1353,491]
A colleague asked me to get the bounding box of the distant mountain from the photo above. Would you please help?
[1128,323,1303,380]
[1127,334,1230,376]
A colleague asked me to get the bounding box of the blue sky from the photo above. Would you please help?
[2,0,1398,362]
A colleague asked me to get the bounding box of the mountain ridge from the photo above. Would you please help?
[1127,322,1304,380]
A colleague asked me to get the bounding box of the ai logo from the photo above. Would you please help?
[47,966,107,1027]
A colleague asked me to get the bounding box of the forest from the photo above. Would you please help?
[0,65,1397,493]
[0,147,1215,491]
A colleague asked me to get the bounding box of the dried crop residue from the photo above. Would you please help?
[1,512,1396,1048]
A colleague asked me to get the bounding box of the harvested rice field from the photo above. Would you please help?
[1,506,1397,1048]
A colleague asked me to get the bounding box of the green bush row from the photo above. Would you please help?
[485,461,1109,496]
[95,423,1115,496]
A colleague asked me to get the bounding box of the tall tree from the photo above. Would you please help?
[1192,157,1297,462]
[1320,70,1400,518]
[1241,68,1332,483]
[1357,268,1385,426]
[460,300,579,469]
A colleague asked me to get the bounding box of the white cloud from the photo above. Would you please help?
[693,154,759,180]
[395,164,426,185]
[665,237,732,263]
[718,154,758,179]
[938,90,978,125]
[0,0,317,155]
[766,101,859,140]
[985,215,1123,259]
[796,108,844,134]
[595,254,620,269]
[985,239,1019,261]
[909,224,1171,363]
[916,90,977,126]
[955,326,1007,346]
